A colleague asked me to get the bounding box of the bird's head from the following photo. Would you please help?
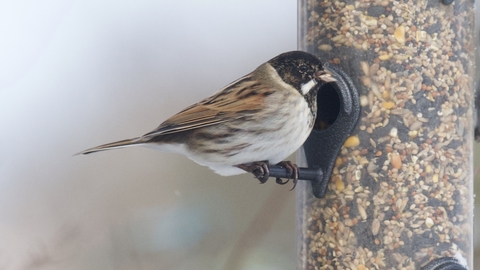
[268,51,335,96]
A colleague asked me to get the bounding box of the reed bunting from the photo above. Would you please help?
[77,51,335,187]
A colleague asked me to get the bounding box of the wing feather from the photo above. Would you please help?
[142,73,271,138]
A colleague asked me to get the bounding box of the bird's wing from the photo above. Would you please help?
[142,74,274,137]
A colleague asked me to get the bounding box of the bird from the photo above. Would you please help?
[77,51,335,188]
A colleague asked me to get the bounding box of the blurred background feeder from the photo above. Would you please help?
[297,0,474,269]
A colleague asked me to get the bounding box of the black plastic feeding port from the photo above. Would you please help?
[267,63,360,198]
[421,257,468,270]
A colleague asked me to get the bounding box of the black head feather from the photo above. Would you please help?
[267,51,324,92]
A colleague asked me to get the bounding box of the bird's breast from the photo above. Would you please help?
[176,90,315,172]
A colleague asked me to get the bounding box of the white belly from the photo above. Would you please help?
[183,97,314,176]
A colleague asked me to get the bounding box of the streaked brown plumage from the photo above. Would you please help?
[77,51,334,185]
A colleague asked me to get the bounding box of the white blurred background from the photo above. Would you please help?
[1,1,479,270]
[0,1,297,269]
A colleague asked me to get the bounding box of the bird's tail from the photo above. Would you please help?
[75,137,144,155]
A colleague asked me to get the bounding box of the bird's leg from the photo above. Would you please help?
[275,161,299,190]
[236,161,270,183]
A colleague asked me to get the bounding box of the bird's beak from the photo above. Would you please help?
[316,70,336,83]
[301,69,336,95]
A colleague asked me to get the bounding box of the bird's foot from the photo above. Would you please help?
[236,161,270,183]
[237,161,299,189]
[275,161,299,190]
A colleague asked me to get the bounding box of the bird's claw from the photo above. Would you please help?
[237,160,299,190]
[237,161,270,183]
[275,177,289,185]
[276,161,299,190]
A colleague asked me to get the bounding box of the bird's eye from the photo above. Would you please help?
[299,65,308,73]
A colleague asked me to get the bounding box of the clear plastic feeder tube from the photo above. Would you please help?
[297,0,475,269]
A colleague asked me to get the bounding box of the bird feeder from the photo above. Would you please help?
[296,0,475,269]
